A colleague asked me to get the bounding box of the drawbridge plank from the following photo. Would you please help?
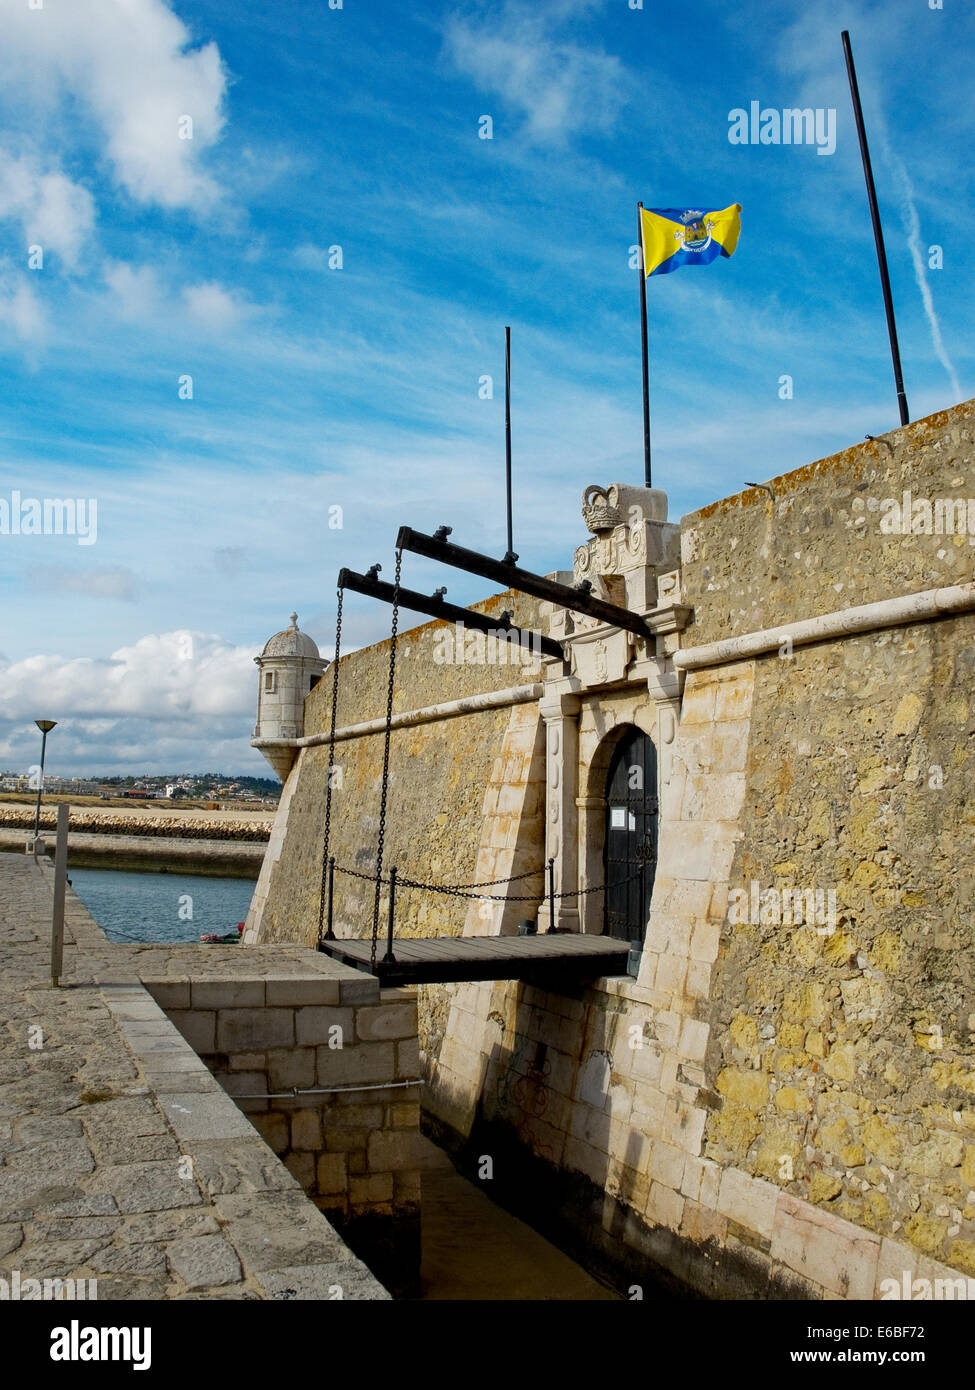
[318,932,632,986]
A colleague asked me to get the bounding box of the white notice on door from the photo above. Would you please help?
[610,807,626,828]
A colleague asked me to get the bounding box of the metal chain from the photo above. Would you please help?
[400,865,540,891]
[316,586,344,946]
[336,860,645,902]
[371,548,402,969]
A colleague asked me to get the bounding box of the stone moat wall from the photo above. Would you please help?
[255,400,975,1297]
[151,975,422,1295]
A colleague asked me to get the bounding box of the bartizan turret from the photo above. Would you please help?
[252,613,327,780]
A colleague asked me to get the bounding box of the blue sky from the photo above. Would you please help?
[0,0,971,776]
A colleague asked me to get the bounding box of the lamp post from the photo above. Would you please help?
[32,720,57,841]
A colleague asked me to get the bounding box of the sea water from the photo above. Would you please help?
[69,866,256,945]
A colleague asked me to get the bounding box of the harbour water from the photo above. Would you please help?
[69,866,256,944]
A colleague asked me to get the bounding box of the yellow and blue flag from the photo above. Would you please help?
[640,204,741,277]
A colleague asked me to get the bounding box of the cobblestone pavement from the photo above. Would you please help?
[0,851,388,1300]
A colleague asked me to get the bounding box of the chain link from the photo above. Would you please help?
[397,864,541,892]
[316,586,344,946]
[371,547,402,969]
[334,860,646,902]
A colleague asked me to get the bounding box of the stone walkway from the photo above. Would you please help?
[0,851,388,1300]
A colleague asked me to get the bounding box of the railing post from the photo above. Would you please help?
[51,803,69,987]
[546,856,556,934]
[383,865,398,963]
[325,856,336,940]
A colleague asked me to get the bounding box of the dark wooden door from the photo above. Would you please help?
[604,728,658,943]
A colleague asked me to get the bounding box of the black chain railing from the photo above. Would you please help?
[331,859,646,903]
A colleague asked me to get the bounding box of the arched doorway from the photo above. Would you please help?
[603,727,658,942]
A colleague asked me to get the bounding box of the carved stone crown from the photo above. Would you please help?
[581,486,623,534]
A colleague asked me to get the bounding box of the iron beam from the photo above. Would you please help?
[338,566,566,662]
[394,526,654,641]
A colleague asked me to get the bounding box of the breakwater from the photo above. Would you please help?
[0,806,270,877]
[0,804,272,840]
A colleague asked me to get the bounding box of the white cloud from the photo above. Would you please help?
[0,0,229,211]
[182,281,247,330]
[0,630,257,722]
[102,262,250,331]
[0,266,47,346]
[444,0,627,142]
[0,151,95,269]
[104,261,162,320]
[0,628,264,775]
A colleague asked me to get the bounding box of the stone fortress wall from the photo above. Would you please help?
[252,399,975,1298]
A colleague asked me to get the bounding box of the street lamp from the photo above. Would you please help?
[33,719,57,840]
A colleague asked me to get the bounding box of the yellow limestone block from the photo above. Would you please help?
[870,930,903,973]
[809,1172,842,1203]
[729,1014,759,1050]
[820,1119,851,1153]
[891,692,924,737]
[711,1103,762,1157]
[949,1241,975,1277]
[852,860,881,887]
[932,1061,975,1094]
[905,1214,948,1256]
[864,1115,904,1165]
[866,1190,889,1223]
[775,1086,807,1115]
[961,1146,975,1189]
[824,1043,856,1082]
[716,1067,769,1109]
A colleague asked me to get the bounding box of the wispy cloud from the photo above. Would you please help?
[885,149,962,402]
[0,266,46,348]
[443,0,628,142]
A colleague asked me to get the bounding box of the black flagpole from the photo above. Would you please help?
[504,326,514,560]
[637,202,652,486]
[842,30,910,426]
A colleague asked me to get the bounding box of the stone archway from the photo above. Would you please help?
[577,719,658,937]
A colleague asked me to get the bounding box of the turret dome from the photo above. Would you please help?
[261,613,321,660]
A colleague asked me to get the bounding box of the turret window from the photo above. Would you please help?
[264,671,276,693]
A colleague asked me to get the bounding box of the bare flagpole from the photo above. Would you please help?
[637,202,652,487]
[504,325,515,561]
[841,30,910,426]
